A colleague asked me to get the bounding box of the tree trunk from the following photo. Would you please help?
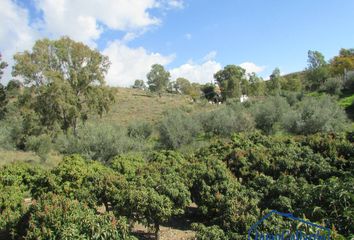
[154,223,160,240]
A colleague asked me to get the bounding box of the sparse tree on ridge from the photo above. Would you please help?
[306,50,329,91]
[147,64,170,97]
[214,65,246,100]
[132,79,146,90]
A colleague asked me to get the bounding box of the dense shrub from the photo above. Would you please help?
[25,134,52,161]
[251,96,290,134]
[158,109,202,149]
[0,163,45,193]
[0,185,27,239]
[31,155,127,209]
[199,104,255,137]
[321,76,343,95]
[192,223,228,240]
[127,121,153,139]
[24,193,136,240]
[197,132,354,237]
[187,156,259,236]
[56,124,143,162]
[282,96,348,134]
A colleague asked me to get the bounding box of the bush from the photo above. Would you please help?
[321,76,343,95]
[283,96,348,135]
[187,156,259,235]
[158,109,202,149]
[56,124,144,162]
[192,223,228,240]
[252,96,290,134]
[31,155,127,209]
[0,119,16,150]
[0,185,27,239]
[110,153,146,180]
[127,121,152,139]
[24,193,136,240]
[25,134,52,161]
[199,104,255,137]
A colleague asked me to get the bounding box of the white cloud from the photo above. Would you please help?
[0,0,184,85]
[239,62,266,74]
[0,0,38,82]
[34,0,162,46]
[102,41,174,86]
[202,51,217,61]
[170,60,222,84]
[165,0,184,9]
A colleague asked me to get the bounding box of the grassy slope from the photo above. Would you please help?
[89,87,216,126]
[0,150,62,168]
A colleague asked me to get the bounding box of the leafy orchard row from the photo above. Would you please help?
[0,132,353,239]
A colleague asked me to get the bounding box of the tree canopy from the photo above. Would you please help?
[214,65,246,100]
[147,64,170,95]
[12,37,114,134]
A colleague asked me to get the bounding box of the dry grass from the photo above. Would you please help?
[89,87,216,126]
[0,150,62,168]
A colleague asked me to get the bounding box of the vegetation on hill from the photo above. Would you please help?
[0,37,353,239]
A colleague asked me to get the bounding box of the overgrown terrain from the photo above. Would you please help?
[0,38,353,239]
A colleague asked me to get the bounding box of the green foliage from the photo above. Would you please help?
[24,193,136,240]
[248,73,266,96]
[214,65,246,100]
[330,48,354,76]
[110,153,146,180]
[112,151,190,240]
[0,163,45,238]
[147,64,170,94]
[0,53,8,79]
[338,93,354,108]
[252,96,290,134]
[283,96,348,134]
[0,185,27,238]
[306,50,330,91]
[199,132,354,237]
[175,77,192,94]
[25,134,52,161]
[6,80,22,98]
[281,76,303,92]
[56,124,143,162]
[31,155,127,209]
[187,156,259,235]
[0,162,45,193]
[132,79,146,90]
[267,68,282,94]
[321,76,343,95]
[201,83,220,102]
[12,37,114,134]
[127,121,152,140]
[158,109,202,149]
[192,223,228,240]
[199,104,255,137]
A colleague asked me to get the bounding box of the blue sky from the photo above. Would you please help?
[1,0,354,86]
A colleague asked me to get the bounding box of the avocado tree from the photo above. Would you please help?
[111,151,191,240]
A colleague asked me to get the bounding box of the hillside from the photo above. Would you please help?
[89,87,216,126]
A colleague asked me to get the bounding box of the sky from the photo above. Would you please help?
[1,0,354,87]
